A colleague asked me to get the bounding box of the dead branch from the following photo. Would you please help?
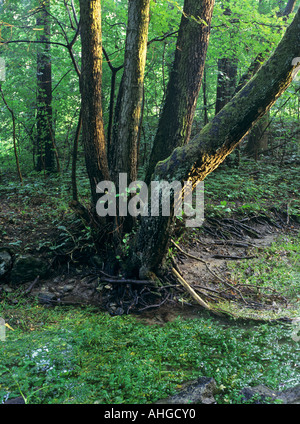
[171,268,211,310]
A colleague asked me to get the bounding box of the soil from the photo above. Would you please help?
[0,185,299,323]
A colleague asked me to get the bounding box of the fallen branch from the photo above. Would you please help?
[99,276,155,286]
[171,268,211,310]
[24,276,40,295]
[211,254,256,260]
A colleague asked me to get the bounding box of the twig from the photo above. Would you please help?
[99,276,155,286]
[210,254,256,260]
[24,276,40,295]
[138,292,171,312]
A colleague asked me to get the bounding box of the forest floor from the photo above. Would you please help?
[0,159,299,322]
[0,159,299,404]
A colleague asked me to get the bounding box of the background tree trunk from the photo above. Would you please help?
[245,0,296,159]
[245,113,269,160]
[215,57,238,115]
[36,0,54,172]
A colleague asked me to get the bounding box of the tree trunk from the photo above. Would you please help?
[145,0,215,184]
[215,57,238,114]
[245,113,269,160]
[135,7,300,275]
[245,0,296,159]
[36,0,54,172]
[279,0,297,17]
[79,0,110,205]
[109,0,150,185]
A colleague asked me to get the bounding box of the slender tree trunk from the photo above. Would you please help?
[245,113,269,160]
[0,85,23,184]
[215,57,238,114]
[71,109,82,203]
[135,7,300,275]
[145,0,215,184]
[79,0,110,205]
[202,67,209,125]
[36,0,54,172]
[279,0,297,17]
[109,0,150,185]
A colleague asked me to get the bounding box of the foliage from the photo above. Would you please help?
[0,0,299,179]
[204,159,300,219]
[0,302,299,404]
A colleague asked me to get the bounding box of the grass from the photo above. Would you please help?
[0,303,299,404]
[220,233,300,321]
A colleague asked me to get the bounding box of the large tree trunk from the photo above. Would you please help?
[36,0,54,172]
[145,0,215,184]
[135,7,300,276]
[79,0,110,205]
[109,0,150,185]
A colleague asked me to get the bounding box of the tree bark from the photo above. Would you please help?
[36,0,55,172]
[145,0,215,184]
[215,57,238,114]
[79,0,110,205]
[135,7,300,275]
[109,0,150,185]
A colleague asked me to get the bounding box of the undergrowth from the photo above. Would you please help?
[204,160,300,220]
[0,305,299,404]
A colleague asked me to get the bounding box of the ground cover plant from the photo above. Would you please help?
[0,302,299,404]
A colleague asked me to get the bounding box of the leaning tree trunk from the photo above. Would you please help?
[79,0,110,205]
[135,7,300,276]
[145,0,215,184]
[36,0,54,172]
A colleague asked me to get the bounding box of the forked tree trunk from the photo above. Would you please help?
[135,7,300,276]
[145,0,215,184]
[78,0,299,277]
